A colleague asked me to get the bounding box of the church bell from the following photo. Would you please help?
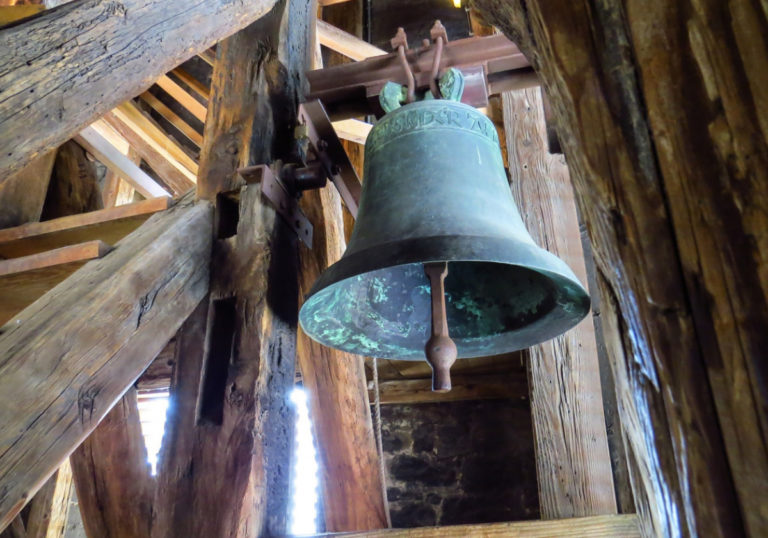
[299,98,590,391]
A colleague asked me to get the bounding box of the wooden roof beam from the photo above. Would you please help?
[316,20,387,61]
[0,194,212,528]
[0,0,277,180]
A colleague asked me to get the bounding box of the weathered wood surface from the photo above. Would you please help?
[21,461,73,538]
[314,514,640,537]
[0,0,277,179]
[0,193,212,529]
[41,141,103,220]
[298,185,389,532]
[152,2,309,536]
[0,197,170,258]
[504,88,616,518]
[0,240,110,277]
[0,149,56,229]
[474,0,768,536]
[369,373,527,405]
[70,388,152,538]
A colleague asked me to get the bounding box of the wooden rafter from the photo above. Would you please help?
[75,127,170,199]
[317,20,387,61]
[0,0,278,178]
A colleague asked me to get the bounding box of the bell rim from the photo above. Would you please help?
[299,234,591,360]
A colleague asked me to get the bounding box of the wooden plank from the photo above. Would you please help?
[41,141,103,220]
[100,111,196,195]
[0,0,278,179]
[332,119,372,145]
[472,0,765,536]
[0,240,110,277]
[0,149,57,229]
[314,514,640,537]
[24,461,73,538]
[139,92,204,147]
[0,197,170,258]
[155,76,207,123]
[74,127,170,199]
[503,88,616,518]
[152,2,310,535]
[171,68,210,101]
[369,373,527,405]
[70,387,152,538]
[317,20,386,61]
[112,102,200,177]
[298,185,389,532]
[0,193,212,528]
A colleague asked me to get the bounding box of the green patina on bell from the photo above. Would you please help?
[299,97,590,381]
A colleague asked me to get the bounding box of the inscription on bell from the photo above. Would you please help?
[368,105,499,152]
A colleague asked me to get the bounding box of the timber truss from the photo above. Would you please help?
[0,2,641,537]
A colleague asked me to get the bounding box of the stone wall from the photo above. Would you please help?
[381,398,539,527]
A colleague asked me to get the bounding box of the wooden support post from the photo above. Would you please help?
[0,0,278,178]
[69,387,153,538]
[42,141,103,220]
[0,194,212,529]
[0,149,57,229]
[298,185,390,532]
[20,461,73,538]
[473,0,768,536]
[503,88,616,518]
[152,1,310,536]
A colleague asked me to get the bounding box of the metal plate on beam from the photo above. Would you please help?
[238,165,314,248]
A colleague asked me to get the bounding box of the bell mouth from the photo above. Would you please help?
[299,235,591,360]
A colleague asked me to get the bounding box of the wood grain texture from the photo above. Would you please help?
[314,514,640,537]
[369,373,527,405]
[0,197,170,258]
[298,185,389,532]
[152,2,309,536]
[0,149,56,229]
[23,461,72,538]
[0,0,277,178]
[473,0,767,535]
[503,88,616,518]
[70,388,152,538]
[0,193,212,529]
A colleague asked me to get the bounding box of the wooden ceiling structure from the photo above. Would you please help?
[0,0,766,537]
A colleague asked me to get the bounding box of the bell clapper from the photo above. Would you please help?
[423,262,458,392]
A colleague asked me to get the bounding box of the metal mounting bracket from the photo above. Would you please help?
[237,164,314,248]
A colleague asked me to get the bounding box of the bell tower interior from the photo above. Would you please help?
[0,0,764,537]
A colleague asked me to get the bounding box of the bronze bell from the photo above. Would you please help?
[299,99,590,391]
